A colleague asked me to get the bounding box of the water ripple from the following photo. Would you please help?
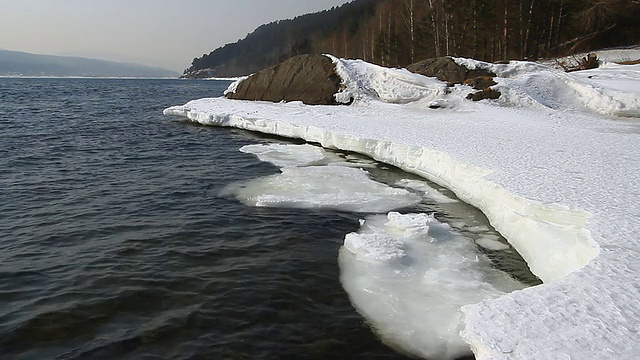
[0,78,415,359]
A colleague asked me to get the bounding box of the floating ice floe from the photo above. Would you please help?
[223,165,420,213]
[228,143,421,213]
[340,212,525,360]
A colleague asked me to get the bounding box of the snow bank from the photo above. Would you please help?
[453,57,640,117]
[327,54,446,104]
[223,75,249,95]
[165,56,640,360]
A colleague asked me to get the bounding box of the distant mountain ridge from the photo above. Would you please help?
[0,49,179,77]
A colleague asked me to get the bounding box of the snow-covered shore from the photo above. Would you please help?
[164,56,640,359]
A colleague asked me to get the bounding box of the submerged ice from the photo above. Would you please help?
[339,212,525,360]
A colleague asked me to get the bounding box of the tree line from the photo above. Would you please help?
[185,0,640,77]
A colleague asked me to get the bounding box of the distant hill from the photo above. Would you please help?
[184,0,640,78]
[0,49,179,78]
[184,0,377,78]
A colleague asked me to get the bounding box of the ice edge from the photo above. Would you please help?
[163,104,600,357]
[164,104,599,283]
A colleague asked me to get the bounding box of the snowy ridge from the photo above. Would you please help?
[165,56,640,359]
[453,57,640,117]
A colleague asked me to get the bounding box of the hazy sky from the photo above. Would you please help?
[0,0,352,72]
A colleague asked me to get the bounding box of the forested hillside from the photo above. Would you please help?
[184,0,640,77]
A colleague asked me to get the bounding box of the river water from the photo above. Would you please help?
[0,78,538,359]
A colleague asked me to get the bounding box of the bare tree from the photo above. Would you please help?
[424,0,441,56]
[403,0,417,62]
[524,0,536,58]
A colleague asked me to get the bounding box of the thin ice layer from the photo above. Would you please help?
[396,178,458,204]
[223,166,421,213]
[340,212,525,360]
[476,236,510,251]
[165,55,640,360]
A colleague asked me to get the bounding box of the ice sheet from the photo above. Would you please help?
[165,55,640,360]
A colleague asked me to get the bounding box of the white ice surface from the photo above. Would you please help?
[165,56,640,359]
[340,212,525,360]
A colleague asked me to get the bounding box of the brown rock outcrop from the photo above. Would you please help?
[226,54,342,105]
[466,88,501,101]
[407,57,501,101]
[463,76,497,90]
[407,57,496,85]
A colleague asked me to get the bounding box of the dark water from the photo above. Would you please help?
[0,78,536,359]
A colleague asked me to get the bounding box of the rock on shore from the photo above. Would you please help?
[226,55,502,104]
[225,54,342,105]
[407,57,500,101]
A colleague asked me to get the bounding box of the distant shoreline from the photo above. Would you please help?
[0,75,181,80]
[201,77,244,81]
